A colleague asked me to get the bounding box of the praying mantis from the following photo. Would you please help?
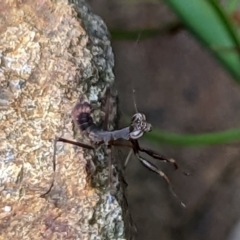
[54,87,186,207]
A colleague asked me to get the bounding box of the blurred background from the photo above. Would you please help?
[89,1,240,240]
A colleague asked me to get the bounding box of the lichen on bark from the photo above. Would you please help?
[0,0,132,239]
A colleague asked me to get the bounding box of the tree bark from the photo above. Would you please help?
[0,0,132,239]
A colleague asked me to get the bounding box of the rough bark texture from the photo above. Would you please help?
[0,0,132,239]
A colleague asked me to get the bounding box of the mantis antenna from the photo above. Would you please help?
[131,33,142,113]
[132,86,139,113]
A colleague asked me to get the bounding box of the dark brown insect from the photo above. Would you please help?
[57,91,185,207]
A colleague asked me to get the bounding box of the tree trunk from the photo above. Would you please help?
[0,0,132,239]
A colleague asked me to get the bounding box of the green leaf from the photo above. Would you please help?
[163,0,240,81]
[144,127,240,146]
[225,0,239,13]
[110,21,182,40]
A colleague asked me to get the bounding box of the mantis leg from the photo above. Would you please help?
[107,145,114,189]
[40,138,57,198]
[135,153,186,208]
[115,139,178,170]
[56,137,94,150]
